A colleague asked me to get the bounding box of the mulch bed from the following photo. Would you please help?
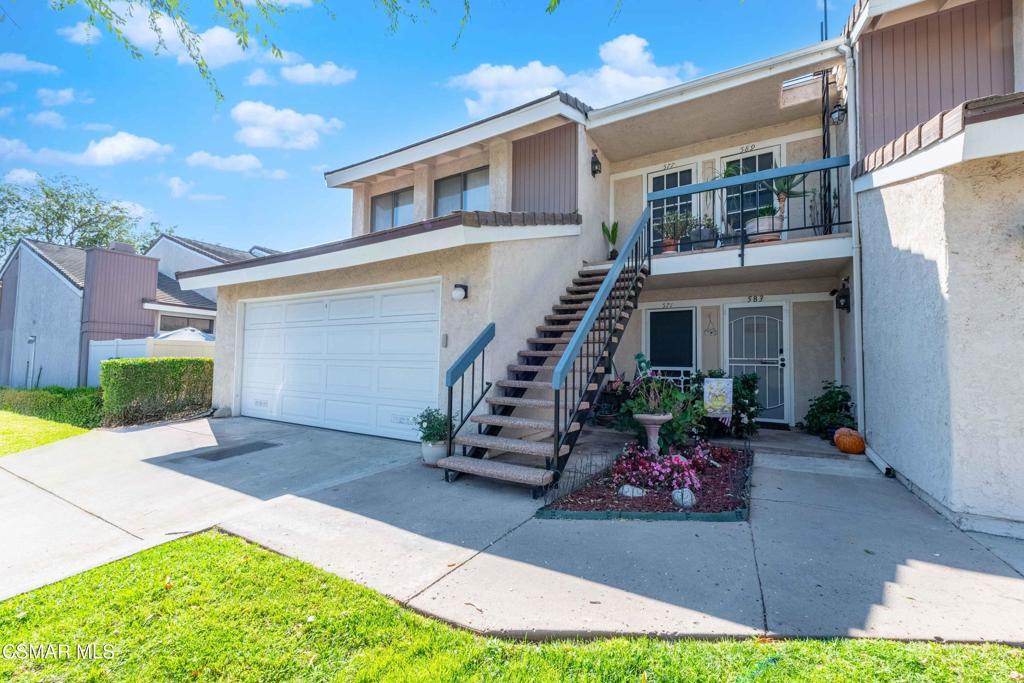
[548,447,751,514]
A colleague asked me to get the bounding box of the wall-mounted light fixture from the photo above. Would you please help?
[829,101,848,126]
[830,277,851,312]
[590,149,602,177]
[451,284,469,301]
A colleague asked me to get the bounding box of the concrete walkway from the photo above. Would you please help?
[3,418,1023,643]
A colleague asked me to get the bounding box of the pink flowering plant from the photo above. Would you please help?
[612,441,701,492]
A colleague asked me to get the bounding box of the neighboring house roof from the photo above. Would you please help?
[161,234,259,264]
[23,239,87,288]
[153,273,216,310]
[249,245,281,256]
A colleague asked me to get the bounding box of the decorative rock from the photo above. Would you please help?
[617,484,646,498]
[672,487,696,509]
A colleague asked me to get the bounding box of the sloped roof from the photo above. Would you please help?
[163,235,258,264]
[24,239,87,288]
[153,273,216,310]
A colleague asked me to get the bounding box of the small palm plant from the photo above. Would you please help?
[601,220,619,259]
[761,172,809,222]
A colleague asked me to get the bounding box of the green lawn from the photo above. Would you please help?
[1,532,1020,682]
[0,410,88,456]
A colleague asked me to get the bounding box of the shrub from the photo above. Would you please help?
[799,380,856,437]
[687,370,761,439]
[612,441,701,492]
[0,386,103,428]
[615,355,704,450]
[412,407,453,443]
[100,357,212,426]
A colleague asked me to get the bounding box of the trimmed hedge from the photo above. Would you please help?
[100,357,213,426]
[0,386,104,429]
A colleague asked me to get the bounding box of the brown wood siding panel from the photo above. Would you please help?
[0,251,20,385]
[511,123,578,213]
[858,0,1014,158]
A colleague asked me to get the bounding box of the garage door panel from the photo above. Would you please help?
[378,325,438,356]
[284,330,325,355]
[326,327,375,356]
[324,364,374,393]
[283,362,325,393]
[241,282,440,441]
[328,295,376,320]
[380,288,439,318]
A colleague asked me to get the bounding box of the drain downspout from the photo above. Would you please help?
[837,40,867,433]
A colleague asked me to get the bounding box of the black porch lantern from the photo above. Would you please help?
[831,278,851,312]
[590,149,602,177]
[830,101,848,126]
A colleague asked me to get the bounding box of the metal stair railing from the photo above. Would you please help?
[550,206,652,476]
[445,322,495,459]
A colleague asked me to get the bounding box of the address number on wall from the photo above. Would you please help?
[747,295,765,303]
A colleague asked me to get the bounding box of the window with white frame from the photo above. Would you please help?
[370,187,414,231]
[434,167,489,216]
[159,315,214,334]
[646,307,696,388]
[648,165,696,251]
[721,148,778,235]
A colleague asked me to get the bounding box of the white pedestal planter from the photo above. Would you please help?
[634,413,673,454]
[421,441,447,466]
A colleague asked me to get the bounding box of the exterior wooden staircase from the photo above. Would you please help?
[437,264,646,495]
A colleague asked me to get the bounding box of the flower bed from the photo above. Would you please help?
[540,442,751,521]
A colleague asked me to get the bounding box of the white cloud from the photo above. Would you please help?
[185,150,287,179]
[0,53,60,74]
[230,100,342,150]
[82,122,114,132]
[0,132,172,166]
[0,107,11,119]
[58,22,102,45]
[448,34,698,116]
[280,61,356,86]
[112,199,149,219]
[3,168,40,185]
[168,176,193,198]
[245,68,276,86]
[0,82,16,95]
[37,88,91,107]
[28,111,67,129]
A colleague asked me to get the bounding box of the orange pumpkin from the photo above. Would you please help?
[835,430,866,454]
[833,427,854,444]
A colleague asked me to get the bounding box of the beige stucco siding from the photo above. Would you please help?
[858,152,1024,534]
[791,300,835,423]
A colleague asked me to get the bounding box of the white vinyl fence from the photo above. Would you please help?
[87,338,214,386]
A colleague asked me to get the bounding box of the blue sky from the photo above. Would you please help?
[0,0,853,253]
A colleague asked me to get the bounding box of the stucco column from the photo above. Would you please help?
[413,163,434,221]
[488,138,512,212]
[350,182,369,236]
[1015,0,1024,91]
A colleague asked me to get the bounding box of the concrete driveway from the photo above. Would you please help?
[3,417,1024,643]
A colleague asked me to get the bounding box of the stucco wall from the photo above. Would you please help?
[9,248,83,388]
[146,238,220,302]
[858,152,1024,534]
[792,300,835,423]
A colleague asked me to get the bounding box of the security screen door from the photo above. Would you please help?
[727,304,787,421]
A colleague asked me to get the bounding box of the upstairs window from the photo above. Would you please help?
[370,187,414,231]
[434,167,489,216]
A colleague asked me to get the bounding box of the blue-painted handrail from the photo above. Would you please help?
[551,206,651,389]
[445,323,495,387]
[646,155,850,203]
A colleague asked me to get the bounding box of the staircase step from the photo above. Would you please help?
[520,349,607,358]
[527,337,570,346]
[561,293,596,303]
[537,324,579,333]
[452,433,570,458]
[507,364,606,375]
[486,396,555,409]
[438,455,555,487]
[469,413,580,432]
[553,303,591,312]
[498,379,598,392]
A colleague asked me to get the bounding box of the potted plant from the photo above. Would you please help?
[690,215,719,249]
[413,407,453,466]
[601,220,619,260]
[746,172,808,242]
[659,213,683,253]
[621,356,679,454]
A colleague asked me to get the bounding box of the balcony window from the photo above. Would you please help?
[370,187,414,231]
[723,150,777,234]
[434,167,489,216]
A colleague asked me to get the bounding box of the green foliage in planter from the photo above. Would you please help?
[0,386,103,428]
[412,407,453,443]
[100,357,212,426]
[687,370,761,439]
[799,380,856,437]
[615,354,704,450]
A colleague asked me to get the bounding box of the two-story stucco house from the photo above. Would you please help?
[178,0,1024,538]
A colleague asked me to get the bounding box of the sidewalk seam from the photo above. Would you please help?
[748,522,769,635]
[0,466,144,541]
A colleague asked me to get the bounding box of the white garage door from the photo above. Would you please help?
[239,281,440,441]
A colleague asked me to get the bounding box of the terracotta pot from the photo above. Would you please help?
[661,238,678,252]
[634,413,673,455]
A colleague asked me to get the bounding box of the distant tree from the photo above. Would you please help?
[0,176,173,259]
[47,1,571,100]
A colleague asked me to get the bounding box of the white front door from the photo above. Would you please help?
[725,303,789,423]
[239,281,440,441]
